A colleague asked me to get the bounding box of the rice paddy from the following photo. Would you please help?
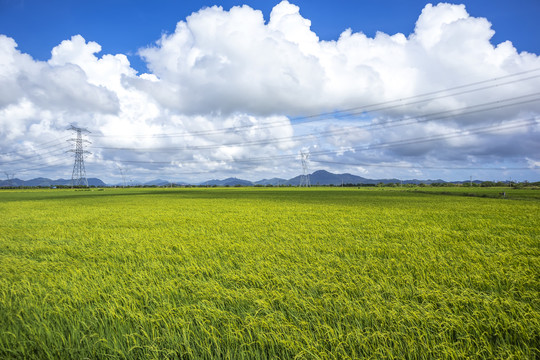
[0,187,538,359]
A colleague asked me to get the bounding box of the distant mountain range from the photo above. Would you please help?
[199,177,254,187]
[195,170,449,186]
[0,170,471,188]
[0,177,106,187]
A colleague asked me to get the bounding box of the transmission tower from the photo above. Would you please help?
[4,172,15,187]
[117,166,127,188]
[299,151,311,187]
[68,125,91,187]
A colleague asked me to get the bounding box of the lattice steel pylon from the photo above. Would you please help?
[4,172,15,187]
[299,151,311,187]
[117,166,127,188]
[68,125,91,187]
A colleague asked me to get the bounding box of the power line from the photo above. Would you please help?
[88,68,540,140]
[4,172,15,187]
[0,145,72,165]
[4,68,540,179]
[299,151,311,187]
[117,166,128,188]
[68,125,91,187]
[352,119,537,152]
[8,158,70,174]
[295,75,540,122]
[0,135,71,157]
[291,68,540,121]
[102,116,538,168]
[310,160,534,171]
[91,95,540,153]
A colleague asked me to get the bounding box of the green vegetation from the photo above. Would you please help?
[405,186,540,200]
[0,187,538,359]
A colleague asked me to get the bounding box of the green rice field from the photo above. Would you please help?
[0,187,538,359]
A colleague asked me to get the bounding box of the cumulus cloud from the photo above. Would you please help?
[139,3,326,116]
[139,1,540,118]
[0,35,119,115]
[0,1,539,183]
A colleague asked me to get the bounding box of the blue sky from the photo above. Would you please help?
[0,1,539,183]
[1,0,538,74]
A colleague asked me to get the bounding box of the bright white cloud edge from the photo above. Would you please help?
[0,1,539,183]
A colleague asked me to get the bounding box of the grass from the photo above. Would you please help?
[403,185,540,200]
[0,187,539,359]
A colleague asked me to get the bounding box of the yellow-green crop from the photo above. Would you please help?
[0,187,538,359]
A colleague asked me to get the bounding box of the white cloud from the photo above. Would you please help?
[139,1,540,119]
[413,3,470,49]
[138,2,326,115]
[0,35,120,117]
[0,2,539,183]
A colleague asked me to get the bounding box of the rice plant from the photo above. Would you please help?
[0,187,538,359]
